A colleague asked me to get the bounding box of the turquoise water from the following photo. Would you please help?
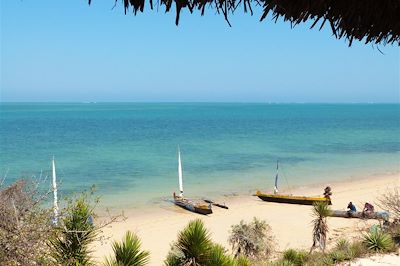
[0,103,399,208]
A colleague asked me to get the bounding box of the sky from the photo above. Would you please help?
[0,0,399,103]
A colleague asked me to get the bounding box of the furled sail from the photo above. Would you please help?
[178,147,183,196]
[52,157,59,224]
[274,160,279,194]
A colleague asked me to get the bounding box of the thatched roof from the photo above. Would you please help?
[88,0,400,46]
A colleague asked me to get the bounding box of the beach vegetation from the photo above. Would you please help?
[377,187,400,220]
[233,255,252,266]
[164,219,212,265]
[0,179,54,265]
[49,187,124,265]
[49,190,98,265]
[208,244,234,266]
[104,231,150,266]
[228,217,274,260]
[363,228,394,252]
[165,219,252,266]
[282,249,307,265]
[310,202,331,252]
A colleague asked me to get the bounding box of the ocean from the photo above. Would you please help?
[0,103,399,209]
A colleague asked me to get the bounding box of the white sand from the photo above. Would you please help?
[93,173,399,265]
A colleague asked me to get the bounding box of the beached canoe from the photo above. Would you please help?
[255,191,332,205]
[174,194,212,215]
[255,161,332,205]
[328,210,389,220]
[173,147,213,215]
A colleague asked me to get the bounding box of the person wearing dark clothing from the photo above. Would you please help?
[347,202,357,215]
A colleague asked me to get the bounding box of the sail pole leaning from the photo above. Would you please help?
[274,160,279,194]
[178,147,184,197]
[52,157,59,224]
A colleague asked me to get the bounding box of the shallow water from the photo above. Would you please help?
[1,103,399,208]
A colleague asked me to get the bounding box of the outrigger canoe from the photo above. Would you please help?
[174,194,212,215]
[255,191,331,205]
[255,161,332,206]
[173,147,212,215]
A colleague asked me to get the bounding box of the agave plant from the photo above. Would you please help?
[363,229,393,252]
[310,202,331,253]
[104,231,150,266]
[165,219,212,266]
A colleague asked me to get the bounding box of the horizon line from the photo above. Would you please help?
[0,101,399,104]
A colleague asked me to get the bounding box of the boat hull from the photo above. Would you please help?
[255,191,331,205]
[174,196,212,215]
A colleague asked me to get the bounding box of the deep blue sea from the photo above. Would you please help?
[0,103,399,208]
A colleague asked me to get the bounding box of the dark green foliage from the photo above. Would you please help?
[49,191,98,265]
[229,217,274,259]
[165,219,251,266]
[208,244,234,266]
[165,219,212,265]
[104,231,150,266]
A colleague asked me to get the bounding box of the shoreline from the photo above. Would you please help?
[93,172,399,265]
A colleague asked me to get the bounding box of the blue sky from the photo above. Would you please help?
[1,0,399,102]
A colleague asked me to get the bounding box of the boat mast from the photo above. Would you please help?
[52,157,59,224]
[178,146,184,197]
[274,160,279,194]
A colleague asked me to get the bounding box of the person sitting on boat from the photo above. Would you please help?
[362,202,374,216]
[347,202,357,215]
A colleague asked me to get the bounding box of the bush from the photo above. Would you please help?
[0,179,54,265]
[165,219,251,266]
[104,231,150,266]
[378,187,400,220]
[49,190,99,265]
[282,249,306,265]
[363,229,394,252]
[229,217,274,259]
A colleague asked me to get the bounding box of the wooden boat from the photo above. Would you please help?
[328,210,389,221]
[173,147,212,215]
[255,161,332,205]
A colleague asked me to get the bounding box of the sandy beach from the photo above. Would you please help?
[93,173,399,265]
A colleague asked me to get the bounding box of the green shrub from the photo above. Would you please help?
[233,255,252,266]
[282,249,306,265]
[335,239,350,251]
[49,191,98,265]
[104,231,150,266]
[363,229,394,252]
[348,241,367,258]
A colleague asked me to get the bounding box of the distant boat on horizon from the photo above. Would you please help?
[173,147,212,215]
[255,160,332,205]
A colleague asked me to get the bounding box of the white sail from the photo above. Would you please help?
[52,157,59,224]
[178,147,183,196]
[273,160,279,194]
